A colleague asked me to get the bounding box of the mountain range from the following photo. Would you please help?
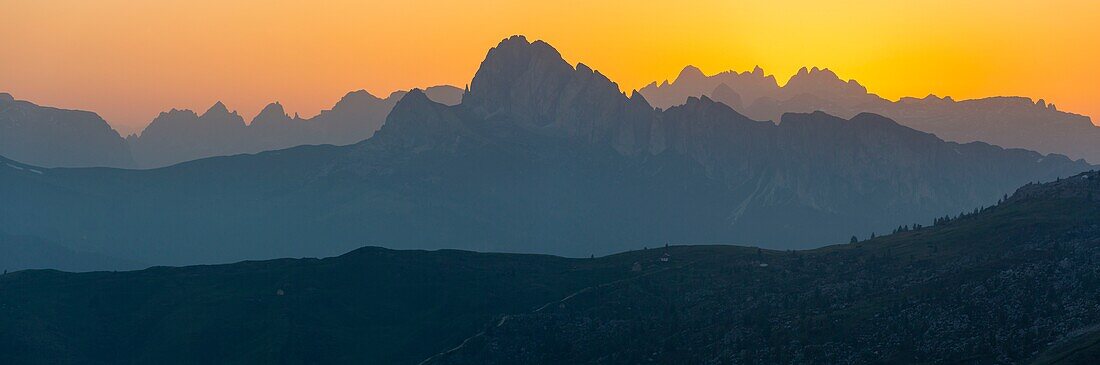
[0,36,1091,269]
[128,85,463,168]
[639,65,1100,163]
[0,93,133,168]
[7,50,1097,170]
[3,169,1099,364]
[0,87,461,169]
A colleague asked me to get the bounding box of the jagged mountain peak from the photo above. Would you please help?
[628,89,652,107]
[156,108,198,120]
[783,67,870,98]
[675,65,706,83]
[371,88,467,149]
[480,35,567,73]
[463,35,630,130]
[258,102,286,117]
[386,85,464,107]
[250,102,291,126]
[678,94,731,114]
[202,101,234,117]
[397,88,431,104]
[788,66,839,82]
[333,90,384,111]
[465,35,575,108]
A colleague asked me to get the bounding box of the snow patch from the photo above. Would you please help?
[5,163,24,171]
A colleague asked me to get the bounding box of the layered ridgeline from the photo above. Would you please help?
[128,85,463,168]
[640,65,1100,163]
[0,36,1091,267]
[3,171,1099,364]
[0,87,461,169]
[0,233,143,273]
[0,93,133,168]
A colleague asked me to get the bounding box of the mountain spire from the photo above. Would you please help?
[251,102,290,126]
[203,101,231,117]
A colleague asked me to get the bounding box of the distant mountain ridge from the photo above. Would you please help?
[0,93,133,168]
[639,65,1100,162]
[0,87,461,169]
[128,85,463,168]
[0,233,143,273]
[0,36,1090,268]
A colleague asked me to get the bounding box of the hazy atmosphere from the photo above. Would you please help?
[2,0,1098,134]
[4,1,1100,364]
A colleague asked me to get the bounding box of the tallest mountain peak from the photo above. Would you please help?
[477,35,569,75]
[458,35,642,140]
[464,35,580,115]
[490,35,559,57]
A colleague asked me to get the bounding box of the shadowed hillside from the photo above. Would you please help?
[2,171,1099,364]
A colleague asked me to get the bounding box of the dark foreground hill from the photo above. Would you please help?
[0,36,1090,268]
[2,171,1100,364]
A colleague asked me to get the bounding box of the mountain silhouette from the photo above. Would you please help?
[0,36,1091,267]
[639,65,1100,162]
[0,93,133,168]
[3,170,1100,364]
[127,85,464,168]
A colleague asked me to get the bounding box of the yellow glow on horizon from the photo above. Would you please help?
[2,0,1098,134]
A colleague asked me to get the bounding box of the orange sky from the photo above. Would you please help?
[2,0,1098,135]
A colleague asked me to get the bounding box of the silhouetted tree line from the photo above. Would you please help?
[854,194,1010,242]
